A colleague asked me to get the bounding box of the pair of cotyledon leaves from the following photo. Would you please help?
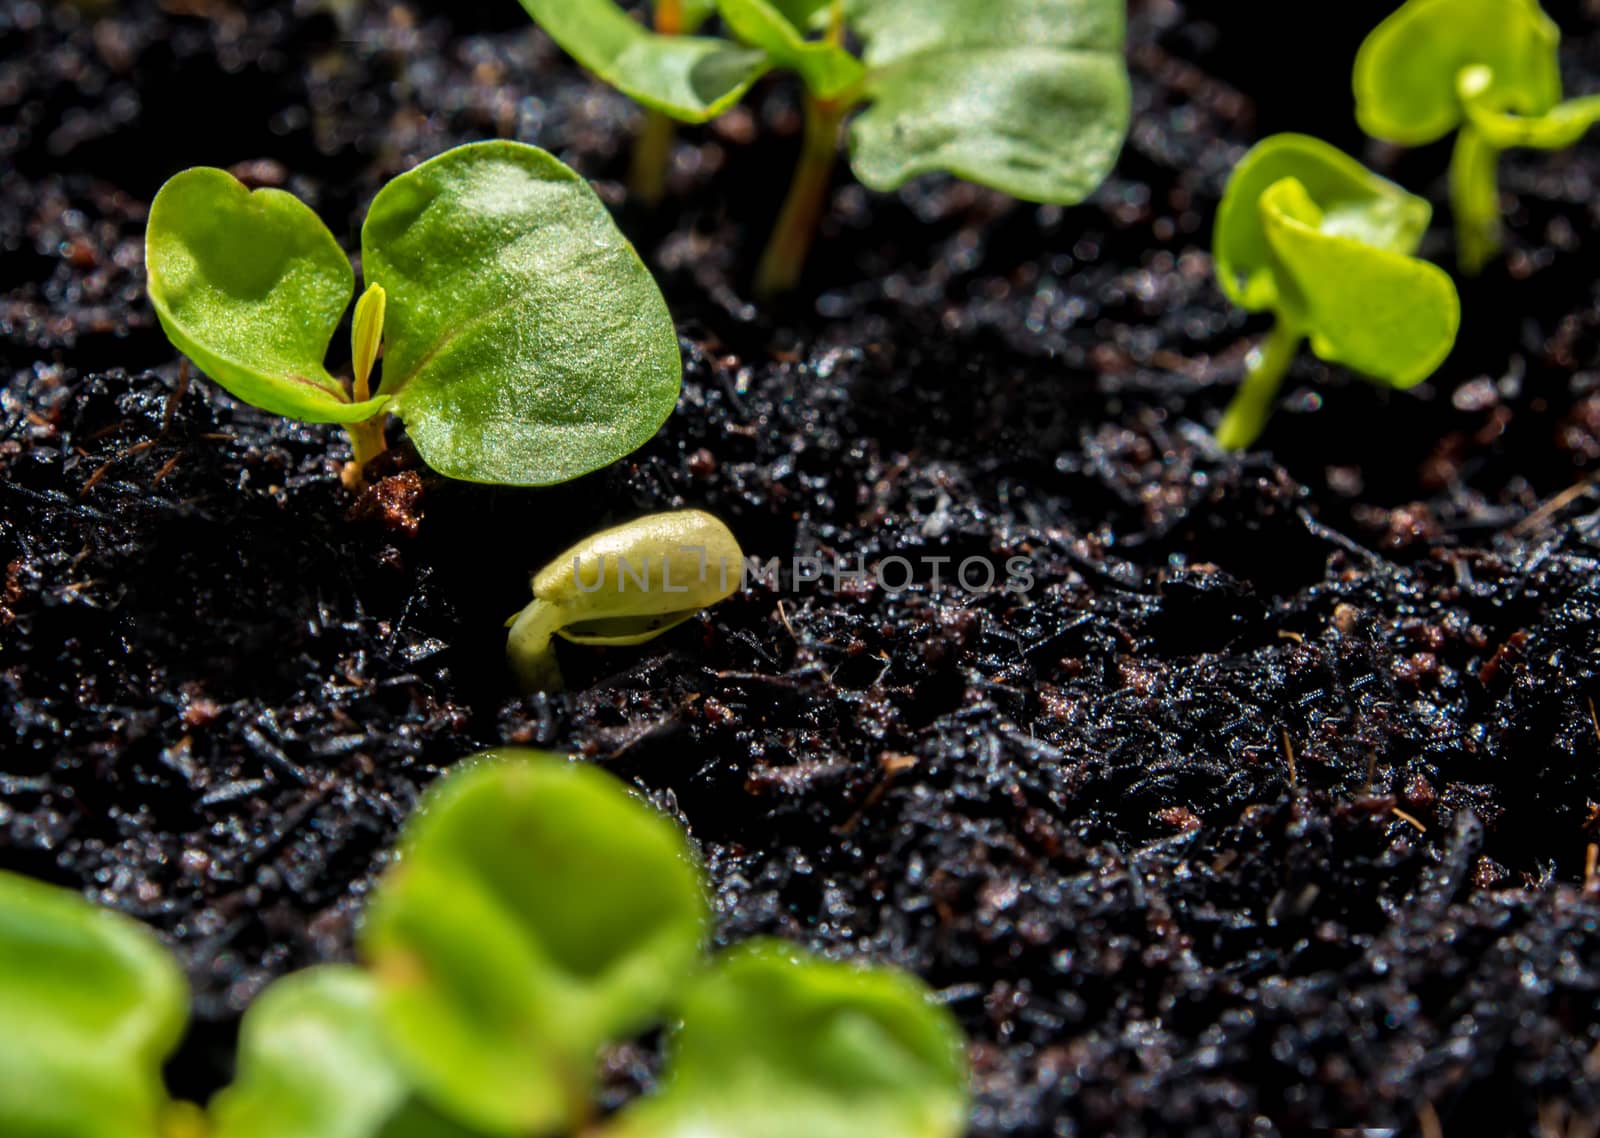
[519,0,1131,208]
[1354,0,1600,153]
[1213,133,1460,393]
[145,141,681,487]
[0,753,967,1138]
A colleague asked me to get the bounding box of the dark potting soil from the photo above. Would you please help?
[4,0,1600,1133]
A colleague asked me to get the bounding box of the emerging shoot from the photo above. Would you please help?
[518,0,1131,295]
[146,141,682,487]
[1211,134,1461,451]
[507,509,744,692]
[1354,0,1600,273]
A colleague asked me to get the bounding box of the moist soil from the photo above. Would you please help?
[4,0,1600,1134]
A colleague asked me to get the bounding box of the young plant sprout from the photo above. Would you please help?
[1354,0,1600,274]
[145,141,682,487]
[1210,133,1462,451]
[0,754,972,1138]
[518,0,1131,296]
[507,509,744,692]
[361,753,969,1138]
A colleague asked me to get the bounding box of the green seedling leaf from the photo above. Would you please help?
[1257,178,1459,385]
[517,0,768,120]
[361,141,682,485]
[677,0,718,31]
[606,939,969,1138]
[0,870,189,1138]
[148,142,680,487]
[146,168,387,425]
[1353,0,1600,272]
[506,509,744,692]
[716,0,863,99]
[209,966,485,1138]
[1353,0,1560,145]
[1457,65,1600,150]
[1213,133,1432,316]
[845,0,1130,205]
[360,752,708,1136]
[767,0,833,27]
[1210,134,1460,451]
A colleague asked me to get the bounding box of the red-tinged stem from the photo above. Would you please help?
[754,90,847,298]
[628,0,689,206]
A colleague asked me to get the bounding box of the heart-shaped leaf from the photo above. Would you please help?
[359,751,708,1136]
[362,141,683,485]
[517,0,768,121]
[605,940,968,1138]
[846,0,1129,205]
[1354,0,1561,145]
[0,870,189,1138]
[1213,133,1432,316]
[1258,177,1459,388]
[146,168,387,424]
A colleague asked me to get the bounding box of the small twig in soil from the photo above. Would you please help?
[1514,470,1600,537]
[162,359,190,436]
[151,450,184,485]
[86,420,128,442]
[1392,807,1427,833]
[1280,726,1297,786]
[775,599,808,646]
[1588,696,1599,744]
[1584,843,1598,893]
[837,751,918,835]
[1296,506,1392,571]
[79,438,158,497]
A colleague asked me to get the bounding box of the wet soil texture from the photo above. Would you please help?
[3,0,1600,1134]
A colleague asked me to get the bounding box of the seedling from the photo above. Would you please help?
[0,753,968,1138]
[145,141,682,487]
[361,753,969,1138]
[1210,133,1461,450]
[518,0,1131,295]
[506,509,744,692]
[1354,0,1600,273]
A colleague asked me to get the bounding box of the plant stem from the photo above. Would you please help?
[1450,122,1503,275]
[342,360,388,485]
[1216,319,1303,451]
[628,109,677,206]
[627,0,689,206]
[506,599,567,693]
[344,417,388,478]
[754,91,847,298]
